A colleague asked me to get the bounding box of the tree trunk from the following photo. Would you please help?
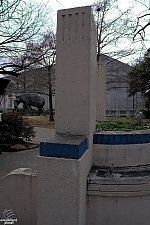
[48,65,54,121]
[49,86,54,121]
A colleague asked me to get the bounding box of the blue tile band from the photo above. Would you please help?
[40,137,88,159]
[93,132,150,145]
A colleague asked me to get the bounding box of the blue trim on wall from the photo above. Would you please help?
[40,138,88,159]
[93,133,150,145]
[40,132,150,159]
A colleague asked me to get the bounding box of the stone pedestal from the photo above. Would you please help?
[38,146,92,225]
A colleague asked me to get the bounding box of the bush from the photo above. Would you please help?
[96,120,148,131]
[143,110,149,119]
[0,112,35,144]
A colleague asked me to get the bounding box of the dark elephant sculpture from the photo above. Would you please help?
[14,93,45,116]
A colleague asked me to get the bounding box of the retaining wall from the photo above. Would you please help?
[0,168,37,225]
[93,131,150,167]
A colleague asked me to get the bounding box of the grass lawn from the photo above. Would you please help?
[24,115,55,129]
[24,115,51,121]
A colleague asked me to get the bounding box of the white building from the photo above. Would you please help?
[100,55,145,117]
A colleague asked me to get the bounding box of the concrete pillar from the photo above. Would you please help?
[37,6,97,225]
[55,6,97,138]
[96,61,106,121]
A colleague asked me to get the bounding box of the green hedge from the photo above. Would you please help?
[96,120,148,131]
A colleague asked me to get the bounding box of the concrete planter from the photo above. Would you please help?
[93,130,150,145]
[93,130,150,167]
[87,131,150,225]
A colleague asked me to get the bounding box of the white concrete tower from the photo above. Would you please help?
[55,6,97,139]
[37,6,97,225]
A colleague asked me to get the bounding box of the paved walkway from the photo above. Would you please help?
[0,127,55,180]
[33,127,55,143]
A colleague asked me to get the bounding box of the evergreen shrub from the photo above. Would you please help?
[0,112,35,144]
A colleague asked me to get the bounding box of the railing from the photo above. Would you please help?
[106,109,137,117]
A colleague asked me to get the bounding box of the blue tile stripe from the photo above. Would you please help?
[93,133,150,145]
[40,138,88,159]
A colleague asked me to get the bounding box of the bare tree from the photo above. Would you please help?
[0,0,53,76]
[93,0,137,62]
[24,32,56,121]
[133,0,150,41]
[8,31,56,121]
[92,0,137,99]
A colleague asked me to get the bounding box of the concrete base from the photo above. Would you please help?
[87,169,150,225]
[37,148,92,225]
[87,193,150,225]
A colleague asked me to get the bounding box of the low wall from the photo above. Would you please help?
[87,181,150,225]
[87,168,150,225]
[93,131,150,167]
[0,168,37,225]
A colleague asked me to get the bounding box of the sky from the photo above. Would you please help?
[45,0,150,63]
[48,0,150,20]
[48,0,150,40]
[49,0,94,26]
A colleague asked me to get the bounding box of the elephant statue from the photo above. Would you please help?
[14,93,45,116]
